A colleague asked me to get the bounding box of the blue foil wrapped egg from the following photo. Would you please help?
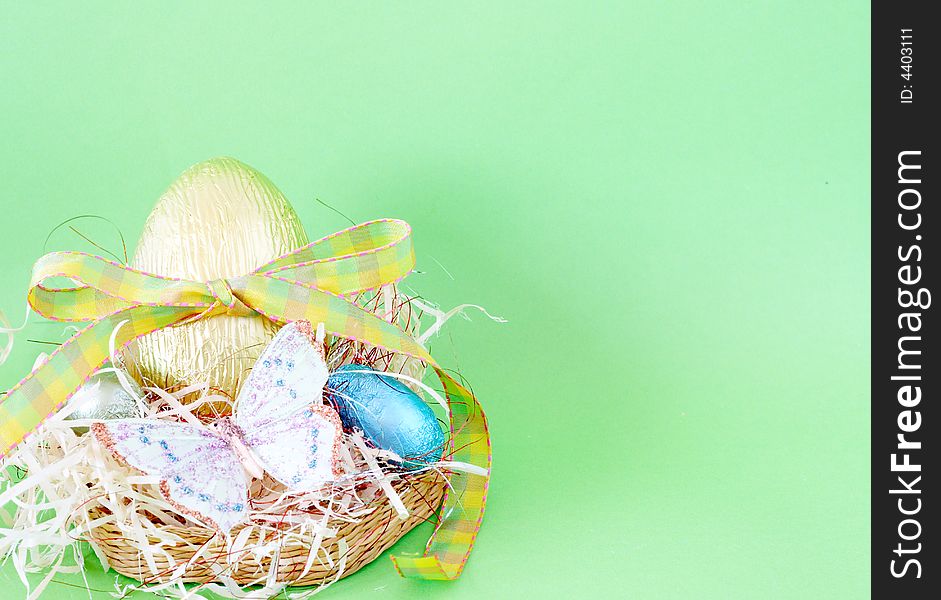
[327,364,445,469]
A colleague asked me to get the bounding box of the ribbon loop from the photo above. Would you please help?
[258,218,416,295]
[0,218,488,582]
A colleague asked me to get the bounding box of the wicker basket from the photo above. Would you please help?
[86,472,445,586]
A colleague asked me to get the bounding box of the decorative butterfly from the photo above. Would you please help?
[92,321,343,532]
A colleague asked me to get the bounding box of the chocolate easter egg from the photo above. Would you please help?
[327,364,445,469]
[129,157,308,398]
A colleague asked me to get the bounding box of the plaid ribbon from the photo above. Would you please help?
[0,218,490,581]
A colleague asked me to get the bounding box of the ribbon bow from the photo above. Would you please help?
[0,219,489,581]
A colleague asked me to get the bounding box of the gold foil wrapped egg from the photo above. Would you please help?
[129,157,309,399]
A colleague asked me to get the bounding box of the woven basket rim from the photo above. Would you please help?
[85,470,446,587]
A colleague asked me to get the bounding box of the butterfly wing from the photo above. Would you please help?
[92,420,248,532]
[235,321,343,489]
[235,321,329,421]
[240,404,344,490]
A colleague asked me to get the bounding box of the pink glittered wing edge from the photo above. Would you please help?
[304,402,345,482]
[92,422,246,532]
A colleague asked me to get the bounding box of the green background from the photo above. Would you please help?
[0,2,870,598]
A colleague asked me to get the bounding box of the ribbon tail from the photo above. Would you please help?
[391,369,491,580]
[0,305,193,459]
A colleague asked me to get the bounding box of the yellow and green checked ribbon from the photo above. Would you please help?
[0,218,490,581]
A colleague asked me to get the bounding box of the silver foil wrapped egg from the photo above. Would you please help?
[66,369,143,426]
